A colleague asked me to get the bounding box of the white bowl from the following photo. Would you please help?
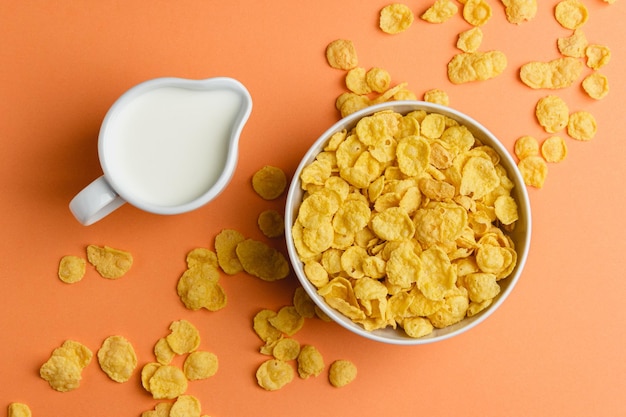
[285,101,532,345]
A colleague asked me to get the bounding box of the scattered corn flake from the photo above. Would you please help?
[215,229,245,275]
[421,0,458,23]
[519,57,583,89]
[557,29,588,58]
[535,95,569,133]
[328,360,357,387]
[501,0,538,24]
[567,111,597,141]
[166,319,201,355]
[272,338,301,361]
[514,135,540,160]
[170,395,201,417]
[582,72,609,100]
[141,402,173,417]
[177,264,227,311]
[541,136,568,163]
[423,88,450,106]
[7,403,31,417]
[463,0,492,26]
[58,255,86,284]
[366,67,392,93]
[252,165,287,200]
[345,67,371,95]
[148,365,188,399]
[183,351,218,380]
[456,27,483,52]
[448,51,507,84]
[97,335,137,383]
[393,88,418,100]
[39,340,93,392]
[253,309,283,343]
[186,248,218,269]
[379,3,415,34]
[339,94,370,117]
[268,306,305,336]
[326,39,358,70]
[86,245,133,279]
[154,337,175,365]
[236,238,290,281]
[585,44,611,70]
[256,359,294,391]
[297,345,325,379]
[258,209,285,238]
[141,362,162,391]
[518,156,548,188]
[555,0,589,30]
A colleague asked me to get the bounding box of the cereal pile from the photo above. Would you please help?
[292,109,519,337]
[326,0,614,188]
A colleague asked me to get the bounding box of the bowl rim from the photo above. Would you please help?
[285,100,532,345]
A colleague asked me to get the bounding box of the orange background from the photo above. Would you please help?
[2,1,625,416]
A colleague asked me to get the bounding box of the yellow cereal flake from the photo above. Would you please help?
[328,360,357,387]
[339,94,370,118]
[402,316,435,338]
[423,88,450,106]
[463,0,492,26]
[141,402,173,417]
[514,135,540,160]
[366,67,392,93]
[518,156,548,188]
[185,248,218,269]
[326,39,358,70]
[555,0,589,30]
[293,286,317,318]
[177,264,227,311]
[141,362,162,391]
[448,51,508,84]
[585,44,611,70]
[148,365,188,399]
[379,4,415,34]
[557,29,588,58]
[8,403,31,417]
[170,395,202,417]
[345,67,371,95]
[39,340,93,392]
[567,111,597,141]
[541,136,568,163]
[456,27,483,52]
[501,0,537,24]
[183,351,219,380]
[252,165,287,200]
[58,255,86,284]
[154,337,175,365]
[97,335,137,383]
[494,195,519,225]
[253,309,283,343]
[421,0,458,23]
[256,359,294,391]
[258,209,285,238]
[519,57,583,89]
[535,95,569,133]
[268,306,305,336]
[215,229,245,275]
[236,239,290,281]
[166,319,201,355]
[272,338,301,361]
[297,345,325,379]
[86,245,133,279]
[582,72,609,100]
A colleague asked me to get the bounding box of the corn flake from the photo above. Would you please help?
[177,264,227,311]
[170,395,201,417]
[183,351,218,380]
[272,338,301,361]
[297,345,325,379]
[253,309,283,343]
[185,248,218,269]
[448,51,507,84]
[258,209,285,238]
[541,136,568,163]
[366,67,392,93]
[326,39,358,70]
[8,403,31,417]
[379,4,414,34]
[215,229,245,275]
[148,365,188,399]
[256,359,294,391]
[535,95,569,133]
[555,0,589,30]
[252,165,287,200]
[86,245,133,279]
[345,67,372,95]
[501,0,538,24]
[166,319,200,355]
[268,306,305,336]
[39,340,93,392]
[518,156,548,188]
[456,27,483,52]
[236,239,290,281]
[421,0,458,23]
[585,44,611,70]
[520,57,583,89]
[494,195,519,225]
[557,29,588,58]
[514,135,540,160]
[154,337,175,365]
[582,72,609,100]
[141,402,172,417]
[567,111,597,141]
[97,335,137,383]
[58,255,86,284]
[328,360,357,387]
[423,88,450,106]
[463,0,492,26]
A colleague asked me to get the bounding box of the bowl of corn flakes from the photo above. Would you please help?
[285,101,531,345]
